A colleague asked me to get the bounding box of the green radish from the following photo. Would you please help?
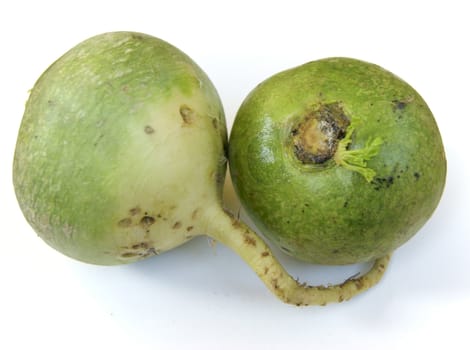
[13,33,388,306]
[229,58,446,266]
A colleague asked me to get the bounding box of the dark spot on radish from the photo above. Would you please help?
[132,242,149,249]
[393,99,408,111]
[180,105,195,124]
[244,234,256,246]
[173,221,182,229]
[121,252,139,258]
[144,125,154,134]
[371,176,395,190]
[140,215,155,228]
[212,117,218,129]
[129,207,141,216]
[118,218,132,227]
[272,278,279,289]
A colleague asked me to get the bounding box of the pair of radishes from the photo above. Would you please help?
[13,32,446,306]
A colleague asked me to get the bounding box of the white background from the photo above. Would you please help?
[1,1,469,349]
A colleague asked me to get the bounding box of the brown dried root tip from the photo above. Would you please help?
[205,207,390,306]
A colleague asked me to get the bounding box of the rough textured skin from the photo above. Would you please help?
[13,32,227,265]
[13,44,393,304]
[229,58,446,265]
